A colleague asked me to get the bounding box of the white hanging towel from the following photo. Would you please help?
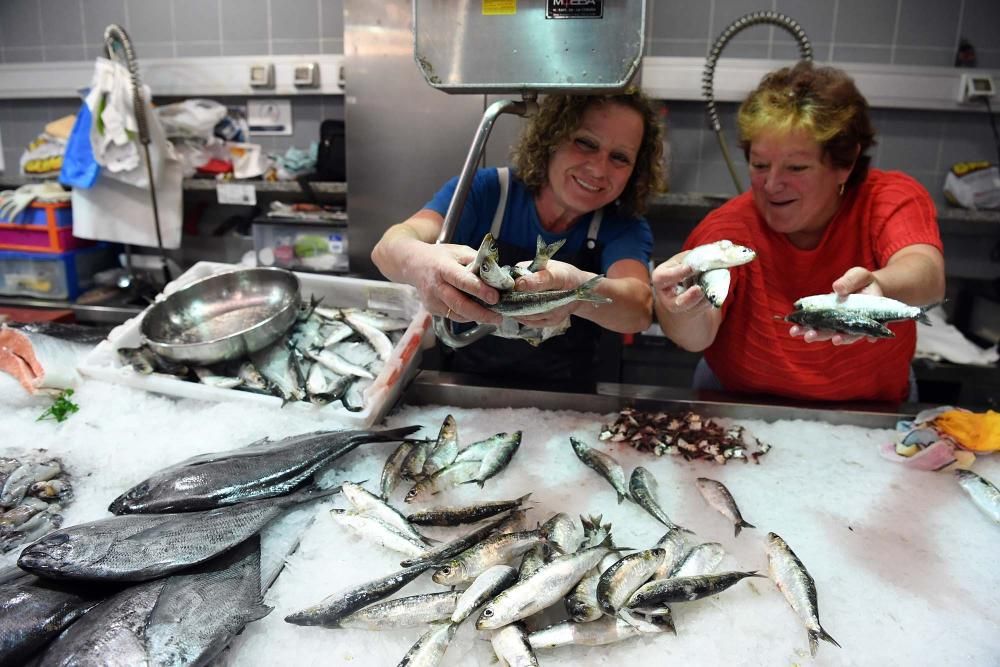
[72,57,183,249]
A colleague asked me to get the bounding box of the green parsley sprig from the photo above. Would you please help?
[37,388,80,423]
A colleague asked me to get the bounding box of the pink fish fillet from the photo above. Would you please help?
[0,326,44,393]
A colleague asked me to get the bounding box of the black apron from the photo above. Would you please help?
[439,168,605,384]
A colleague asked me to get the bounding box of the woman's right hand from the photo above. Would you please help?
[405,242,503,325]
[651,252,711,316]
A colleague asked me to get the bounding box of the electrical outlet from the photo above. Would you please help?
[294,62,319,88]
[959,73,996,103]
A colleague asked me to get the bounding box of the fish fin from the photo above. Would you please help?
[738,520,755,536]
[246,602,274,623]
[810,627,841,653]
[616,491,627,504]
[917,300,945,325]
[574,275,613,304]
[515,493,532,504]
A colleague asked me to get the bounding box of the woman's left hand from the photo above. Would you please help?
[510,260,590,327]
[790,266,884,345]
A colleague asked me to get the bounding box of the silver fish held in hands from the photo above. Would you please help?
[480,275,611,318]
[765,532,841,657]
[683,240,757,273]
[955,469,1000,524]
[783,293,938,338]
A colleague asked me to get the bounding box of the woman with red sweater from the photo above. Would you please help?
[652,62,945,404]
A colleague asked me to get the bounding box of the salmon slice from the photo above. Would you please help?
[0,326,44,394]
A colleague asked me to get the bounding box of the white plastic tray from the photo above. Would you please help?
[78,262,432,428]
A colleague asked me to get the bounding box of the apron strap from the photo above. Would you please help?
[586,209,603,249]
[490,167,510,237]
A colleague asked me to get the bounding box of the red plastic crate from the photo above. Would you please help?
[0,201,91,253]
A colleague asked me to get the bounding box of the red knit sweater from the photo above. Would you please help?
[684,170,943,403]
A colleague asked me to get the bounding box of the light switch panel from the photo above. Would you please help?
[250,63,274,88]
[294,62,320,88]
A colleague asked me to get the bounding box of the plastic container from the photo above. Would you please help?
[78,262,432,428]
[252,216,348,273]
[0,201,92,253]
[0,244,116,300]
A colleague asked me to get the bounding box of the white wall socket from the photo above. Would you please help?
[959,73,996,103]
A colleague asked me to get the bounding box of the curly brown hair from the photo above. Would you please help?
[511,89,667,218]
[738,61,876,189]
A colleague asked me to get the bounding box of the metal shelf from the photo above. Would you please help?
[0,296,142,324]
[182,179,347,194]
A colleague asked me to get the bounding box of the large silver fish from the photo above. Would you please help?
[569,437,630,504]
[35,578,168,665]
[0,576,102,665]
[20,486,339,582]
[146,536,272,666]
[765,532,840,657]
[109,426,420,514]
[955,469,1000,524]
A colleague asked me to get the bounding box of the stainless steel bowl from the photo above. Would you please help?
[140,267,301,365]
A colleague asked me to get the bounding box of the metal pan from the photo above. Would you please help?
[140,267,300,365]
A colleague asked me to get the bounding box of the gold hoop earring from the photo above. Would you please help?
[838,182,845,196]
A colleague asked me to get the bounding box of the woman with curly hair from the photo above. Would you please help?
[652,62,945,403]
[373,90,667,382]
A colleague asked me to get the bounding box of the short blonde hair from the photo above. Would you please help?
[738,61,875,188]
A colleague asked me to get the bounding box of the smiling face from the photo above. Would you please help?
[748,127,854,249]
[536,101,644,230]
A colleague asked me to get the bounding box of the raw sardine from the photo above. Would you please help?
[483,276,611,318]
[955,469,1000,524]
[695,477,755,537]
[569,437,630,504]
[627,571,763,607]
[629,467,691,532]
[337,591,460,630]
[683,240,756,272]
[406,494,531,527]
[285,563,430,628]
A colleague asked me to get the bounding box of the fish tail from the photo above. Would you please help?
[616,491,628,504]
[372,425,423,441]
[735,520,755,537]
[285,483,343,506]
[916,301,944,325]
[574,275,612,304]
[808,626,841,655]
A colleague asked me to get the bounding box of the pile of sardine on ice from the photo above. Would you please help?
[3,411,997,666]
[117,299,413,412]
[0,452,72,553]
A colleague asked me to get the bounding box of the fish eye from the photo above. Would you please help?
[482,608,493,617]
[440,567,451,575]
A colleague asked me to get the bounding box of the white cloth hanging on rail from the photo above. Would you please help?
[71,57,183,249]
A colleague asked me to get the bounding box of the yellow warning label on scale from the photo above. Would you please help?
[483,0,516,16]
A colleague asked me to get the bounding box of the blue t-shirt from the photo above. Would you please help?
[424,168,653,273]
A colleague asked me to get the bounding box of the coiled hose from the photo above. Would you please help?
[702,12,813,193]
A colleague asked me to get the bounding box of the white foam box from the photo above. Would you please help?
[78,261,432,428]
